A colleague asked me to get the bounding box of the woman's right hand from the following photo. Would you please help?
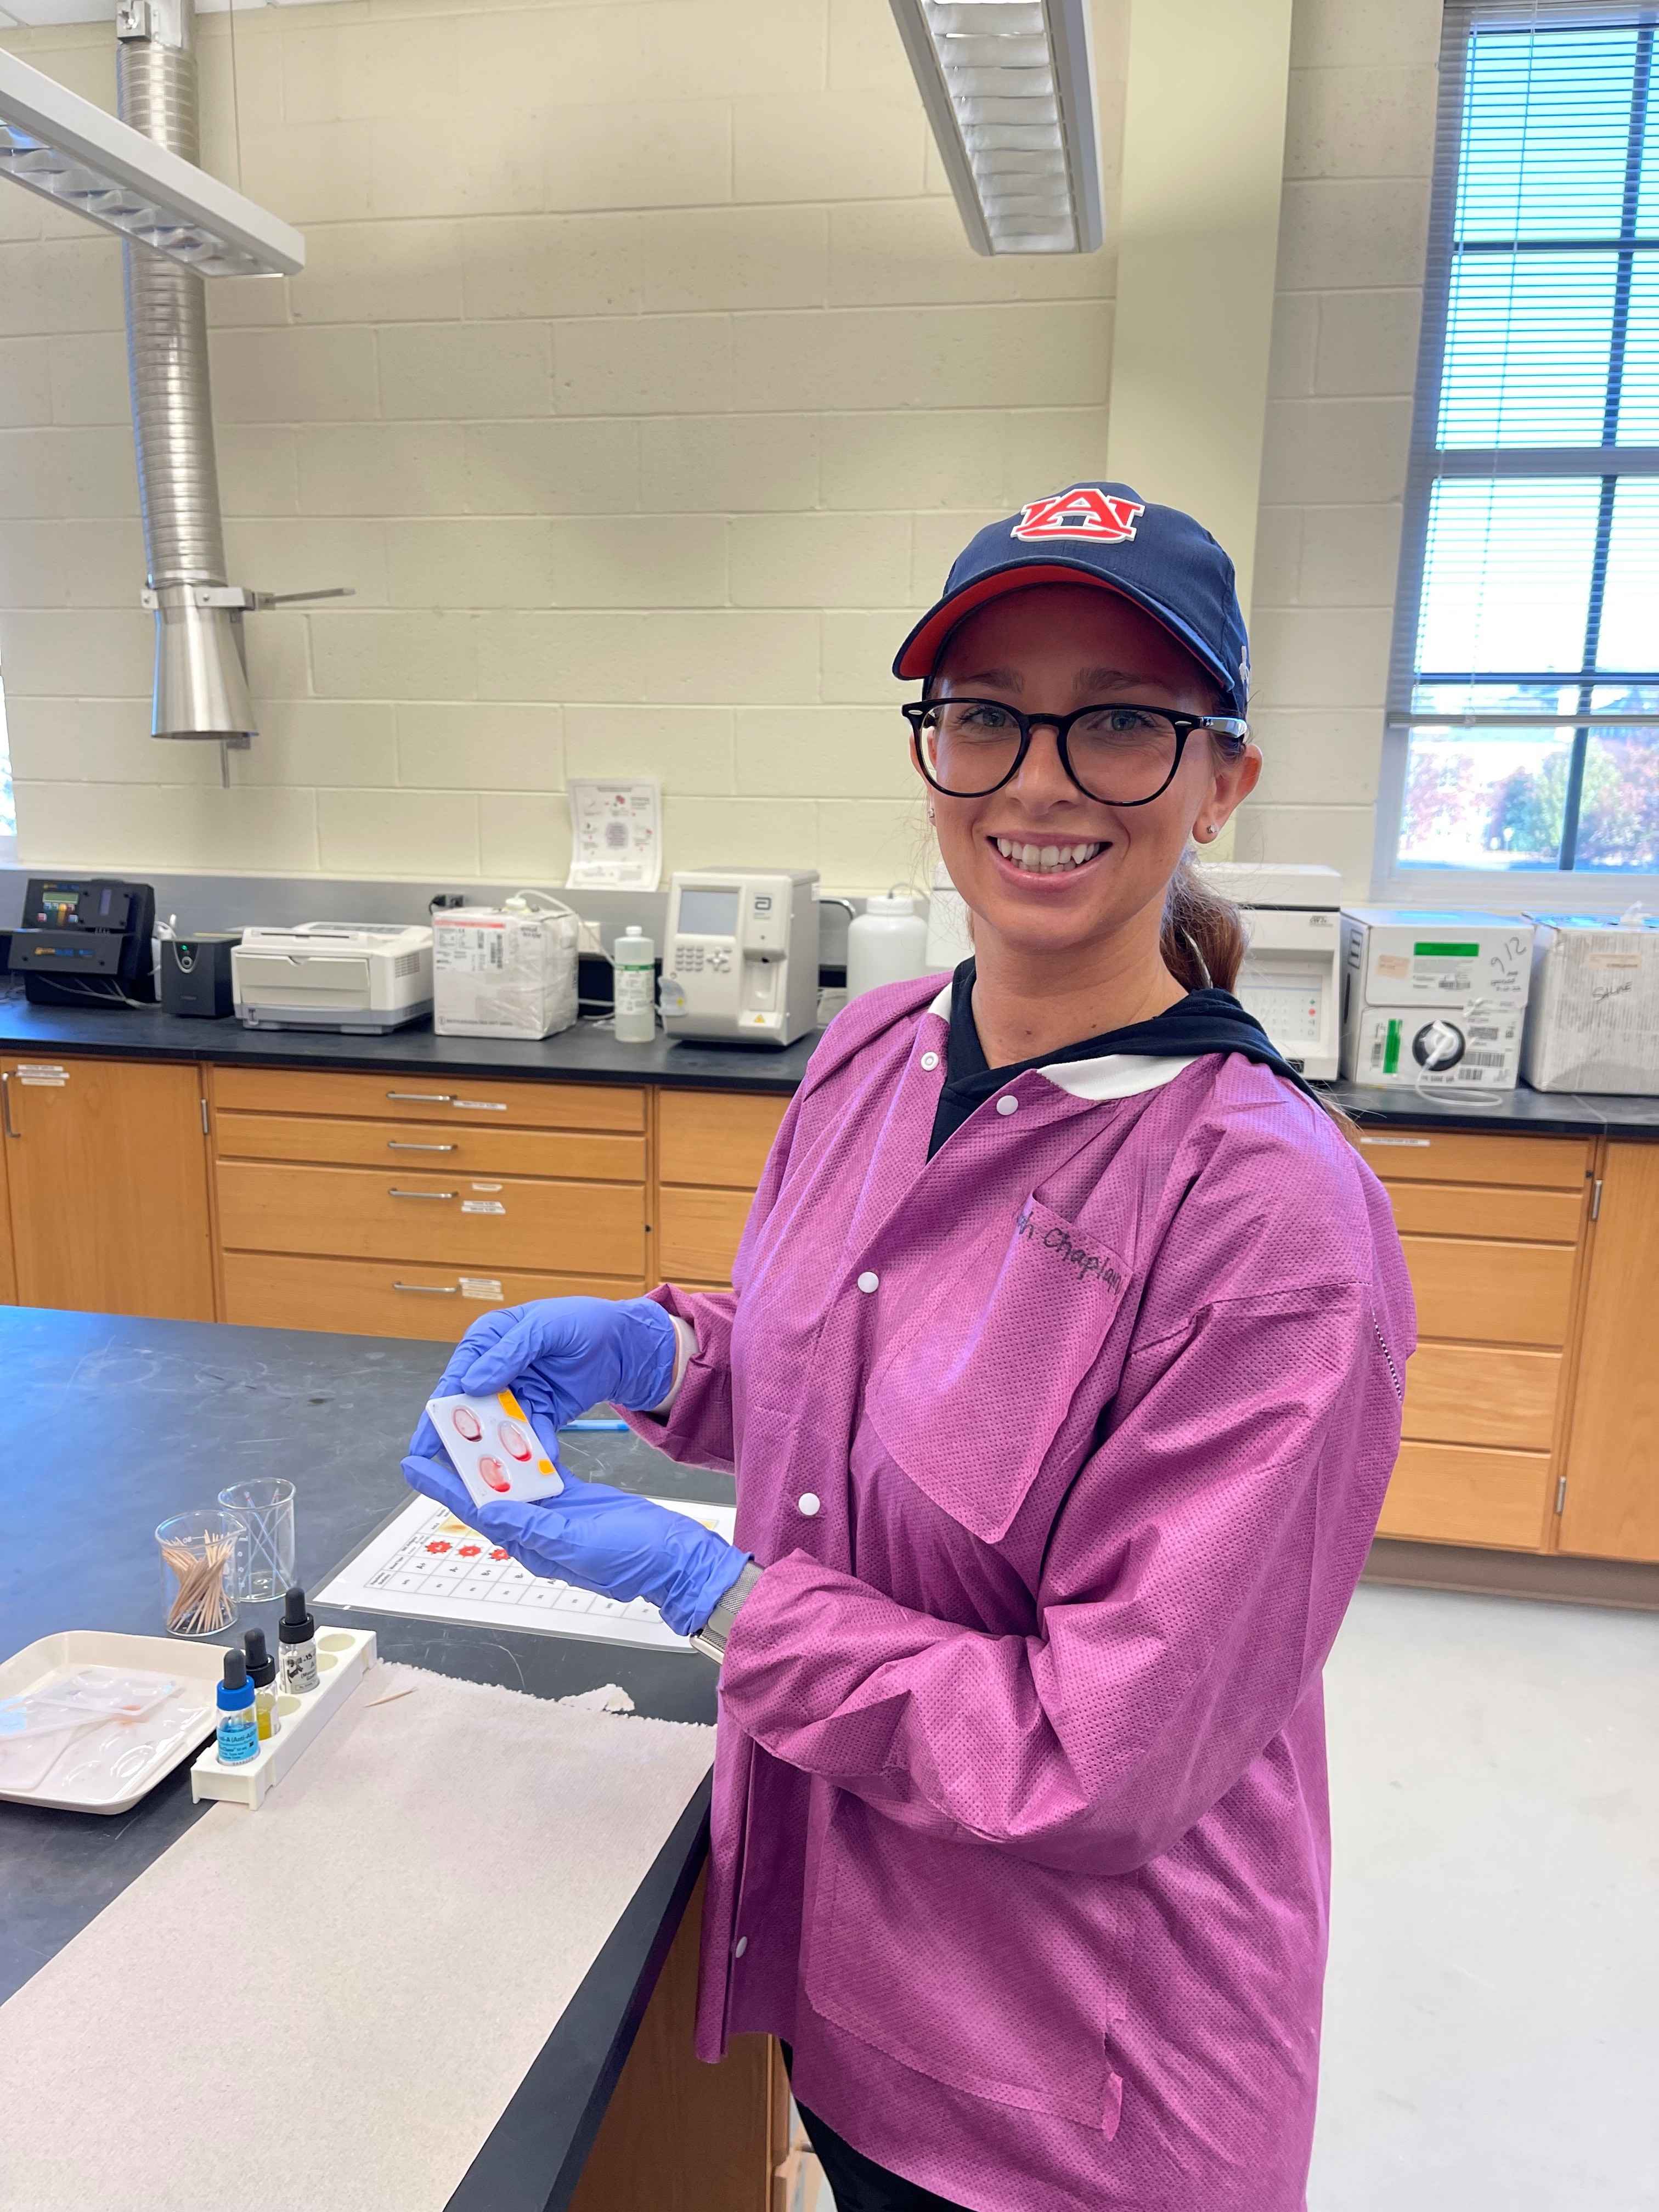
[407,1295,680,1462]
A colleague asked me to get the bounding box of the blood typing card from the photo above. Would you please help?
[427,1389,566,1509]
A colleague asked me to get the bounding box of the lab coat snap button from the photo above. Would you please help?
[797,1492,821,1517]
[734,1936,748,1957]
[920,1051,939,1071]
[996,1094,1019,1115]
[856,1270,879,1293]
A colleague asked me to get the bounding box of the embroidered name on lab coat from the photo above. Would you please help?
[1014,1205,1122,1291]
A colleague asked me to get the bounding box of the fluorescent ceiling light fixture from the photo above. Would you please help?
[0,46,302,276]
[887,0,1103,255]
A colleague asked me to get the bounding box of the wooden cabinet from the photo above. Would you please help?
[568,1870,788,2212]
[1559,1142,1659,1562]
[656,1090,790,1288]
[0,1055,214,1321]
[1358,1126,1593,1554]
[210,1068,648,1339]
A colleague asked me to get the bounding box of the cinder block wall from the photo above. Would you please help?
[1243,0,1438,890]
[0,0,1432,895]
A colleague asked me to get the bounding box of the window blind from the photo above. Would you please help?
[1388,2,1659,878]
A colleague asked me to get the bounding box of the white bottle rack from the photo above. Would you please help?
[191,1627,377,1810]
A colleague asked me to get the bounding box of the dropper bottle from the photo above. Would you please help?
[216,1650,259,1765]
[278,1587,319,1696]
[244,1627,281,1740]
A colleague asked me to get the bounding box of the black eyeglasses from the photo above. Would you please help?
[902,697,1250,807]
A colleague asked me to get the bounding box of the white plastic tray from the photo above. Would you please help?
[191,1626,376,1809]
[0,1630,225,1814]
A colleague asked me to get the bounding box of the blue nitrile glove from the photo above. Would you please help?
[408,1296,679,1466]
[401,1453,749,1638]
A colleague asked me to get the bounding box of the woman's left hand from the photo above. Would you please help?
[402,1453,751,1638]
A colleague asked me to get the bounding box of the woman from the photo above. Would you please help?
[405,483,1415,2212]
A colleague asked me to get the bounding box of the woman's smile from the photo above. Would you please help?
[985,832,1111,883]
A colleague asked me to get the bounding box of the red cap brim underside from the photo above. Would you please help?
[893,562,1222,691]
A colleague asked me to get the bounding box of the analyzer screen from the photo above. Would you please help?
[679,888,741,937]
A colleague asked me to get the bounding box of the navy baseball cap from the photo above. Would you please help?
[893,482,1251,719]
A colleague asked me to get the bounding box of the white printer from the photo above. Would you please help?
[233,923,434,1035]
[1195,862,1342,1081]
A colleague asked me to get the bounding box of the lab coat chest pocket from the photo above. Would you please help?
[866,1195,1130,1545]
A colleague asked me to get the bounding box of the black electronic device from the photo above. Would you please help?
[9,878,156,1008]
[160,932,242,1019]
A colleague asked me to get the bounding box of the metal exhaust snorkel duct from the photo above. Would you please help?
[117,0,254,770]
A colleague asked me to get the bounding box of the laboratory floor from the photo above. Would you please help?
[1312,1582,1659,2211]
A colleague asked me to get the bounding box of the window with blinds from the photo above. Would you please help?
[1386,4,1659,882]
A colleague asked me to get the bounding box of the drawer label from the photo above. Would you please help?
[459,1277,504,1300]
[461,1200,506,1215]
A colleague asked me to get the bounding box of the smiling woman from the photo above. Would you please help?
[407,484,1415,2212]
[909,580,1259,1066]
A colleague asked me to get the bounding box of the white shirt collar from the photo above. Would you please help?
[923,981,1198,1101]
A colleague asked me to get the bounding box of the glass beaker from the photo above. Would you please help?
[217,1477,296,1603]
[156,1510,245,1638]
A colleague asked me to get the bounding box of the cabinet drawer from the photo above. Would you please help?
[1354,1128,1588,1189]
[212,1065,644,1133]
[1382,1181,1582,1244]
[658,1090,789,1190]
[1376,1440,1553,1551]
[214,1110,643,1182]
[216,1160,645,1272]
[222,1251,643,1342]
[1399,1234,1576,1346]
[657,1186,755,1283]
[1402,1343,1562,1452]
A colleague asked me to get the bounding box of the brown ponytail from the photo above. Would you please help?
[1160,853,1246,995]
[1161,849,1358,1139]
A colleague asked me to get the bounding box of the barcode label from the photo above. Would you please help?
[1466,1050,1509,1069]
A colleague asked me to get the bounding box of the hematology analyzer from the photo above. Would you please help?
[1197,862,1342,1081]
[661,869,822,1047]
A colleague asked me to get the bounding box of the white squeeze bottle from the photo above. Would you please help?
[847,891,930,1001]
[613,926,657,1043]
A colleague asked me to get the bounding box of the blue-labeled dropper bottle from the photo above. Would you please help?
[216,1647,260,1765]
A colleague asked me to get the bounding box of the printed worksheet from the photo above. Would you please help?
[315,1492,736,1651]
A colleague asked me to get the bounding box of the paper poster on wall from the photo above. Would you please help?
[566,778,662,891]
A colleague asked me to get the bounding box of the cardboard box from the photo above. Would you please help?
[432,905,578,1040]
[1521,914,1659,1094]
[1340,909,1534,1089]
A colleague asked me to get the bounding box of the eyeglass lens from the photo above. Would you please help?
[917,699,1182,803]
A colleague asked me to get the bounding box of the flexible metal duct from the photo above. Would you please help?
[117,0,254,742]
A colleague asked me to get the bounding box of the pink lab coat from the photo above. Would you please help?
[629,976,1415,2212]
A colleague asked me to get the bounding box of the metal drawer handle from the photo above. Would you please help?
[388,1187,456,1200]
[383,1090,507,1114]
[387,1140,457,1152]
[1,1073,15,1141]
[393,1280,459,1295]
[1359,1136,1431,1148]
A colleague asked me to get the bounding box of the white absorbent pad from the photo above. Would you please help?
[0,1663,714,2212]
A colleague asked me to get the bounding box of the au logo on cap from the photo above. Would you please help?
[1012,488,1144,544]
